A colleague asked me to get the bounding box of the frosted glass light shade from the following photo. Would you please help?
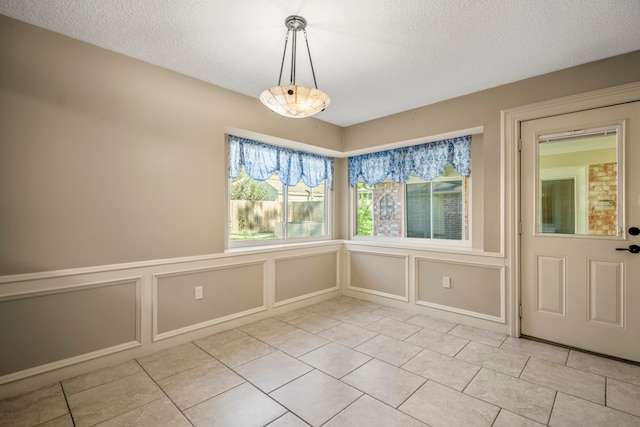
[260,85,330,118]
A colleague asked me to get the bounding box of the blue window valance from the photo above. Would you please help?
[228,135,334,189]
[348,135,471,187]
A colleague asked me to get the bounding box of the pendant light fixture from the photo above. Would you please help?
[260,15,330,118]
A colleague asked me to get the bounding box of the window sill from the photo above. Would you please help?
[225,239,343,255]
[224,238,504,259]
[344,238,502,258]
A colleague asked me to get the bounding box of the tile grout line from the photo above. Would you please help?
[177,333,315,424]
[390,375,428,410]
[518,355,533,379]
[489,408,504,427]
[61,362,167,427]
[546,390,559,426]
[59,381,76,427]
[132,358,196,426]
[462,365,560,426]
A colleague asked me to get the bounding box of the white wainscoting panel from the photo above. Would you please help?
[347,250,409,301]
[0,277,142,385]
[415,258,505,323]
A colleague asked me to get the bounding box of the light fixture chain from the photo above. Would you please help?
[302,29,319,89]
[290,27,297,85]
[277,31,290,86]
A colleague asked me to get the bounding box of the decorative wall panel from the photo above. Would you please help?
[348,251,407,299]
[416,259,503,321]
[155,263,264,338]
[275,252,338,304]
[0,279,140,378]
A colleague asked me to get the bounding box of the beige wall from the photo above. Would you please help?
[343,51,640,252]
[0,16,342,275]
[2,15,639,273]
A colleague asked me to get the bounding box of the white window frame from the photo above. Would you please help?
[350,173,472,248]
[227,177,331,249]
[225,128,336,250]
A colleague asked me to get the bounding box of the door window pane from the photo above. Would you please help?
[537,130,619,236]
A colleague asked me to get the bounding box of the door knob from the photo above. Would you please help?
[616,244,640,254]
[629,227,640,236]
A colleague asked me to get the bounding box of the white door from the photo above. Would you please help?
[521,101,640,362]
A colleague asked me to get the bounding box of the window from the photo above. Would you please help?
[355,167,468,240]
[228,135,332,247]
[407,175,465,240]
[350,136,471,243]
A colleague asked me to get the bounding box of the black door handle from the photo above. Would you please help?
[616,244,640,254]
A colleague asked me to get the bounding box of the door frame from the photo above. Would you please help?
[501,81,640,337]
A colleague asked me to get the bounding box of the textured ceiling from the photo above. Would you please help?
[1,0,639,127]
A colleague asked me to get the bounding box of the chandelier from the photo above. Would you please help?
[260,15,330,118]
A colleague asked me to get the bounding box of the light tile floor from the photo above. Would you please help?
[3,296,640,426]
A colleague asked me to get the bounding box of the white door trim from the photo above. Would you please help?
[501,81,640,337]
